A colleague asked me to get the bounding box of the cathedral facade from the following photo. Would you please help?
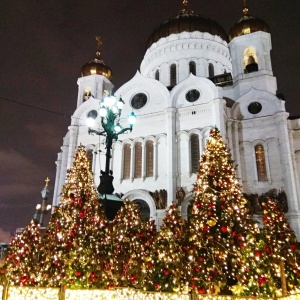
[53,3,300,239]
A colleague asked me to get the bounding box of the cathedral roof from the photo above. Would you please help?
[229,6,270,41]
[81,37,112,80]
[146,3,228,50]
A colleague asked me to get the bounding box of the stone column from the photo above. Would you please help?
[166,108,177,206]
[66,124,79,169]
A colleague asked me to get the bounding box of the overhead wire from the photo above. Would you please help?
[0,95,72,118]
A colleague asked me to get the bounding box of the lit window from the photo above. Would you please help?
[189,61,196,75]
[255,144,267,181]
[191,134,200,173]
[208,63,214,78]
[123,144,131,179]
[170,64,177,86]
[155,70,159,81]
[134,142,142,178]
[146,140,154,177]
[243,46,258,73]
[87,149,93,171]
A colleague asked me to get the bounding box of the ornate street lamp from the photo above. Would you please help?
[87,95,136,196]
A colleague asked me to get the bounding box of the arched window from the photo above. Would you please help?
[123,144,131,179]
[146,140,154,177]
[189,61,196,75]
[155,70,159,81]
[191,134,200,173]
[133,199,150,222]
[255,144,267,181]
[243,46,258,73]
[170,64,177,86]
[208,63,214,78]
[87,149,93,171]
[134,142,142,178]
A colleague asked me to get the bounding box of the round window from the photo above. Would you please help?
[186,89,200,102]
[87,110,98,119]
[131,93,147,109]
[248,102,262,114]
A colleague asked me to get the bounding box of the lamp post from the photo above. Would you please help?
[33,177,52,227]
[87,95,136,196]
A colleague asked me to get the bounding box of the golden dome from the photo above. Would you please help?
[229,6,269,41]
[81,37,112,80]
[146,3,228,50]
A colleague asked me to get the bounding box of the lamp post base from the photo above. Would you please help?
[97,173,123,220]
[97,173,114,195]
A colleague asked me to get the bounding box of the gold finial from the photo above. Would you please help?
[181,0,193,14]
[183,0,189,11]
[243,0,249,15]
[45,177,50,187]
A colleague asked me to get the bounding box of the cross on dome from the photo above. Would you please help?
[45,177,50,187]
[243,0,249,15]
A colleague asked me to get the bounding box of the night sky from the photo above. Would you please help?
[0,0,299,241]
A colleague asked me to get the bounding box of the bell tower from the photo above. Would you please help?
[77,36,113,107]
[228,3,277,97]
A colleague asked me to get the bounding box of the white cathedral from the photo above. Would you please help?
[52,2,300,239]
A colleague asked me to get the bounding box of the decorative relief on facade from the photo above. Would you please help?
[149,189,167,209]
[176,187,186,206]
[244,189,288,214]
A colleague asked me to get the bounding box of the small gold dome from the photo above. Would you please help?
[229,6,269,41]
[81,37,112,80]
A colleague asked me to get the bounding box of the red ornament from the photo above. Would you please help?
[198,288,205,294]
[199,256,205,262]
[258,275,268,286]
[130,275,135,281]
[75,270,82,277]
[279,232,286,239]
[163,269,169,276]
[0,269,5,274]
[265,246,272,254]
[70,230,76,237]
[290,244,297,250]
[255,250,262,258]
[108,284,114,290]
[20,276,28,283]
[79,211,86,218]
[221,226,227,233]
[89,272,96,278]
[154,283,160,290]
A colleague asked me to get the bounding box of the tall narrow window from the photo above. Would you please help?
[189,61,196,75]
[191,134,200,173]
[123,144,131,179]
[255,144,267,181]
[155,70,159,81]
[208,63,214,78]
[87,149,93,171]
[170,64,177,86]
[134,142,142,178]
[146,140,154,177]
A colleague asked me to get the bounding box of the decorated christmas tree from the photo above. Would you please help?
[188,128,275,296]
[142,204,187,293]
[106,199,147,288]
[38,146,108,288]
[262,197,300,294]
[2,219,42,286]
